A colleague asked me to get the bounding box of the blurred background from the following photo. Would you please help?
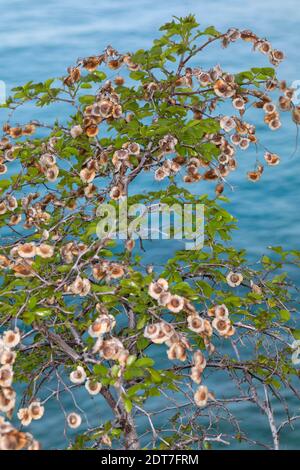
[0,0,299,449]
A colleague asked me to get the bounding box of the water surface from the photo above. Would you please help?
[0,0,299,449]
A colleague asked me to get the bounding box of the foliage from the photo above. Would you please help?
[0,15,299,450]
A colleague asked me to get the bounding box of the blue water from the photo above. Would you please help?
[1,0,300,449]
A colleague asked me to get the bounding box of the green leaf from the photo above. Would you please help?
[124,367,145,380]
[148,368,162,383]
[292,329,300,340]
[123,397,133,413]
[93,364,108,376]
[202,25,220,37]
[279,309,290,321]
[28,296,37,309]
[135,357,155,368]
[79,95,95,105]
[34,308,52,318]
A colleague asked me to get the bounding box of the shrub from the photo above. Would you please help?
[0,15,299,450]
